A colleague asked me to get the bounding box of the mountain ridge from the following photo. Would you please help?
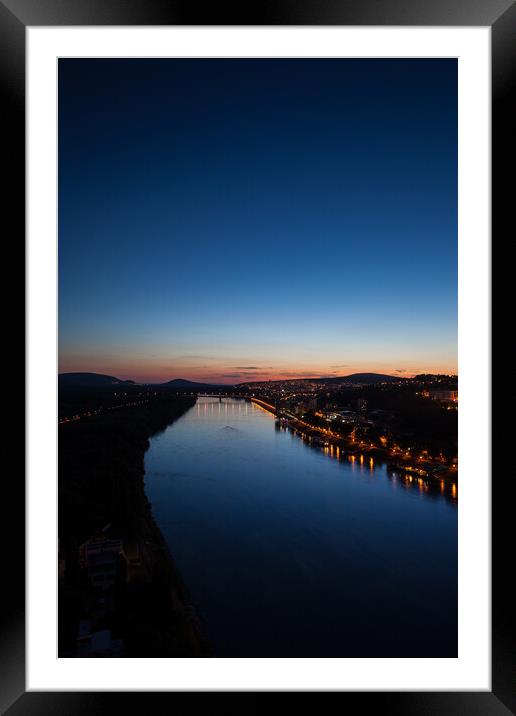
[59,371,407,389]
[237,372,402,386]
[161,378,228,388]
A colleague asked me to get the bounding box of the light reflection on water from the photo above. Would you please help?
[274,421,457,504]
[144,398,457,657]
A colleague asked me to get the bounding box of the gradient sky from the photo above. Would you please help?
[58,58,457,384]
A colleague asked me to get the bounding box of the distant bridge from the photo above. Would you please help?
[196,394,277,414]
[197,393,248,401]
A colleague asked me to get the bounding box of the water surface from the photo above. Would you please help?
[144,398,457,656]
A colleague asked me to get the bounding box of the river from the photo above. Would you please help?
[144,397,457,657]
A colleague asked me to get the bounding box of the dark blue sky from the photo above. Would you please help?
[59,59,457,383]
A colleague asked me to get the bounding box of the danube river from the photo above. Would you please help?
[144,397,457,657]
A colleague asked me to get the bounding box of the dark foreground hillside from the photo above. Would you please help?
[58,392,209,657]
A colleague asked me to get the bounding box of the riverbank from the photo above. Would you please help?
[249,397,457,486]
[58,393,210,657]
[289,415,457,484]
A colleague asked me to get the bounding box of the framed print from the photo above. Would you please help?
[4,0,514,711]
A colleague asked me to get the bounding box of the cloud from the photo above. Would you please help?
[251,370,319,378]
[233,366,258,370]
[330,364,349,369]
[395,369,407,373]
[221,371,271,379]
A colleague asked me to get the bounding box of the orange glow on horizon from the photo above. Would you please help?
[58,358,458,385]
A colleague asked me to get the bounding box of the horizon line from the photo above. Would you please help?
[58,369,458,386]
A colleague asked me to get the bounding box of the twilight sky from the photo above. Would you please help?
[58,58,457,384]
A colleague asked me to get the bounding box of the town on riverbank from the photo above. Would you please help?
[234,373,458,492]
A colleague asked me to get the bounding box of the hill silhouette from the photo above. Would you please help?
[321,372,401,385]
[162,378,229,390]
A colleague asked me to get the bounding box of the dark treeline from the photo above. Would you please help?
[60,383,178,421]
[58,391,209,657]
[58,381,238,421]
[59,391,198,539]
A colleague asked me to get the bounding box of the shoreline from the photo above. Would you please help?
[250,397,457,487]
[58,393,210,657]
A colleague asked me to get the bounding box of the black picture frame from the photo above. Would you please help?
[4,0,513,712]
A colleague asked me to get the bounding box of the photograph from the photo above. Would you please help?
[57,57,458,659]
